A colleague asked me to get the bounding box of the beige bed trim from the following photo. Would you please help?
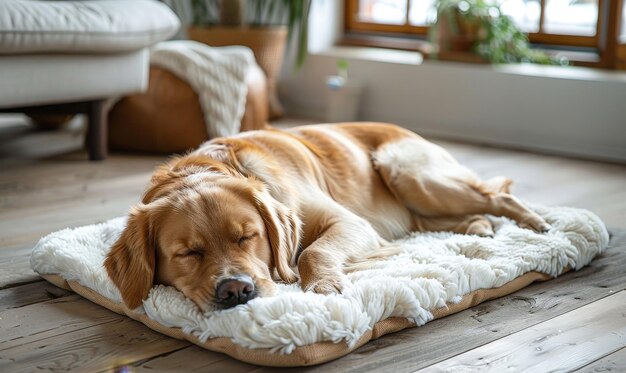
[40,270,561,367]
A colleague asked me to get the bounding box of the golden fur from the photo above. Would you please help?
[105,122,549,310]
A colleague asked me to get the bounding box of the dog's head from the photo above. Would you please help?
[104,153,300,311]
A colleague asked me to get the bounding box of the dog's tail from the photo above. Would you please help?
[343,243,404,273]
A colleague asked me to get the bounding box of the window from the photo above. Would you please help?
[354,0,437,26]
[500,0,600,47]
[345,0,625,68]
[346,0,433,35]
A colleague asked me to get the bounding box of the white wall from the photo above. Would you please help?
[279,3,626,162]
[280,0,344,74]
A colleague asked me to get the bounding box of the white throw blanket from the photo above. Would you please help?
[30,204,608,354]
[150,40,255,138]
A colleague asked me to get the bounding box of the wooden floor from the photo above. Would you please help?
[1,116,625,372]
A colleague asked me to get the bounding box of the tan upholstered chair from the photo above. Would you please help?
[108,65,269,154]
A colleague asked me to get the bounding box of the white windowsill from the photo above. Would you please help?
[315,46,424,65]
[313,46,626,83]
[493,63,626,83]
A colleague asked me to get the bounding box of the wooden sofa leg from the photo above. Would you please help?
[86,100,108,161]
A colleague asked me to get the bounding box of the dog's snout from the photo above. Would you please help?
[216,275,257,308]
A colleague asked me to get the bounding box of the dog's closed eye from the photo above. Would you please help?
[177,248,204,259]
[238,234,257,246]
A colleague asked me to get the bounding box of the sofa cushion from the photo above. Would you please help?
[0,0,180,54]
[0,50,149,108]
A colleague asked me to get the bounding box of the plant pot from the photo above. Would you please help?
[188,26,288,119]
[433,10,486,63]
[449,35,476,52]
[456,13,481,36]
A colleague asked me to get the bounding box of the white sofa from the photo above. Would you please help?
[0,0,180,160]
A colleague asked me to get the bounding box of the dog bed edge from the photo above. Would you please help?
[39,269,561,367]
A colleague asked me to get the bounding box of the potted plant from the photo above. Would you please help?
[187,0,311,119]
[431,0,567,65]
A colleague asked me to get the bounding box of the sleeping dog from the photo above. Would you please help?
[105,123,549,310]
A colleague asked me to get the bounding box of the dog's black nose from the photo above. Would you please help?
[216,275,257,308]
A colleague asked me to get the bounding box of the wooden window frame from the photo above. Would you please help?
[345,0,429,36]
[527,0,602,48]
[344,0,625,68]
[606,0,625,69]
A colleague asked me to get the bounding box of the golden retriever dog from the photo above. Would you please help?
[105,122,550,311]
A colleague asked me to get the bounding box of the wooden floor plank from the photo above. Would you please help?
[0,293,190,372]
[575,346,626,373]
[0,152,161,187]
[0,281,69,312]
[0,175,152,248]
[132,345,257,373]
[0,150,163,249]
[0,245,42,290]
[0,252,39,290]
[0,317,188,373]
[0,295,118,346]
[417,291,626,373]
[0,151,162,205]
[0,170,151,214]
[0,244,30,259]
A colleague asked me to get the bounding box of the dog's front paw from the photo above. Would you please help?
[303,275,350,295]
[519,216,552,233]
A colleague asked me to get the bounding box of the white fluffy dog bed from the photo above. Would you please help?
[30,204,609,367]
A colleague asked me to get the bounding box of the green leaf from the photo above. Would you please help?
[432,0,566,65]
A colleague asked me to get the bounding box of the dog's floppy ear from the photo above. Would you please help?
[253,187,300,283]
[104,204,156,309]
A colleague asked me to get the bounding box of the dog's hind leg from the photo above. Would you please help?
[373,138,550,233]
[414,214,495,236]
